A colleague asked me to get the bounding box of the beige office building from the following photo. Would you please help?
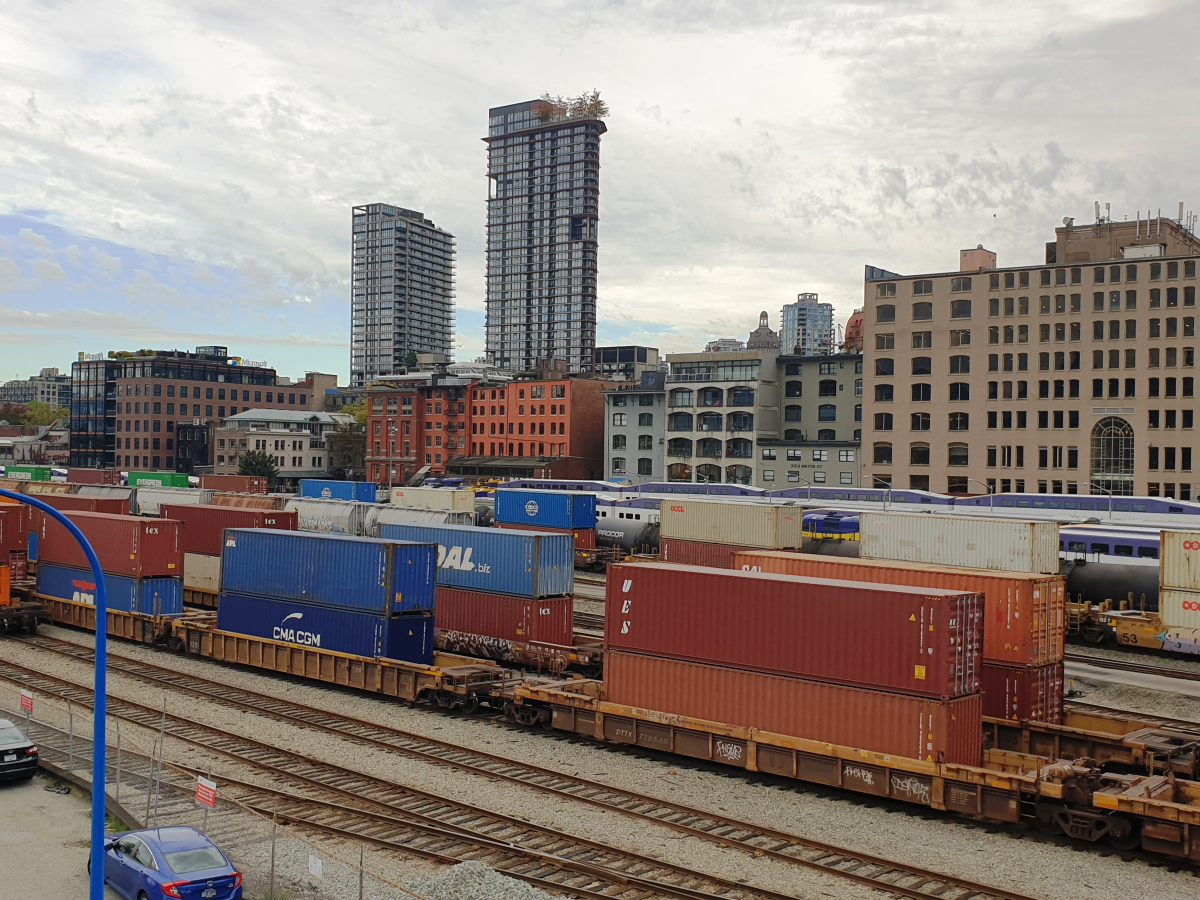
[861,213,1200,499]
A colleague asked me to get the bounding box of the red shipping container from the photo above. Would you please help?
[605,651,983,766]
[606,561,983,699]
[199,474,269,494]
[981,662,1063,724]
[27,494,131,516]
[497,522,597,549]
[733,550,1064,669]
[208,494,286,510]
[67,468,121,485]
[659,537,738,568]
[435,587,572,645]
[160,504,298,557]
[0,506,27,554]
[37,511,182,578]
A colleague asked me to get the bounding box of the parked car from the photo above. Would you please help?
[90,826,242,900]
[0,718,37,780]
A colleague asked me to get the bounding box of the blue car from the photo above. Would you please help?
[91,826,242,900]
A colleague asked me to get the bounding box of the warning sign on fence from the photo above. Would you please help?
[19,689,32,713]
[195,775,217,809]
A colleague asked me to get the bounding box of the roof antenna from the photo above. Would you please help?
[1180,201,1185,224]
[1094,200,1100,222]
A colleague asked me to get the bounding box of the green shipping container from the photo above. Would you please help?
[4,466,53,482]
[130,471,190,489]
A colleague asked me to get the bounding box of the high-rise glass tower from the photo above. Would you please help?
[350,203,456,388]
[780,292,835,356]
[484,96,607,373]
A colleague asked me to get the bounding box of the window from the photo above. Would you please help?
[611,457,626,473]
[911,383,931,401]
[910,443,930,465]
[638,413,653,426]
[877,304,896,323]
[911,331,932,349]
[762,448,777,460]
[877,282,897,297]
[669,388,693,407]
[989,355,999,373]
[638,435,653,450]
[612,413,627,426]
[818,379,838,396]
[875,333,895,350]
[873,442,892,464]
[874,411,893,431]
[948,412,969,431]
[875,358,894,376]
[1018,324,1029,343]
[1041,323,1052,342]
[874,383,893,402]
[989,326,1000,344]
[637,458,652,476]
[839,449,856,462]
[818,404,837,421]
[949,355,970,374]
[912,302,933,320]
[911,412,930,431]
[951,277,972,292]
[913,280,933,294]
[950,329,971,346]
[911,357,932,375]
[949,382,970,401]
[951,299,972,318]
[947,443,969,466]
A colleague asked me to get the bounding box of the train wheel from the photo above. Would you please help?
[461,695,480,715]
[1105,815,1140,850]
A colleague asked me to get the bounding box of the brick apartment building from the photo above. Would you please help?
[70,346,317,473]
[861,211,1200,498]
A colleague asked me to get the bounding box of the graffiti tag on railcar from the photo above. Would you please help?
[715,740,743,762]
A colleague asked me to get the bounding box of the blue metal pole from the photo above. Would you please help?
[0,488,108,900]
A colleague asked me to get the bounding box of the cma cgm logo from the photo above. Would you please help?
[1182,541,1200,550]
[437,545,491,573]
[1181,600,1200,611]
[274,612,321,647]
[525,500,540,517]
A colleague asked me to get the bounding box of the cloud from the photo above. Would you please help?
[0,258,27,292]
[89,248,124,277]
[30,257,67,281]
[19,228,55,259]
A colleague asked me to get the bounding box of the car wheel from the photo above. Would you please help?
[138,893,149,900]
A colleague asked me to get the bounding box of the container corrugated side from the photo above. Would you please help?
[0,506,26,555]
[130,471,190,488]
[183,553,221,593]
[497,522,597,549]
[299,480,377,503]
[660,538,739,568]
[606,561,983,699]
[36,561,183,615]
[162,504,298,557]
[210,493,288,510]
[733,549,1064,667]
[379,522,574,599]
[198,475,269,493]
[75,485,136,513]
[389,487,476,511]
[367,506,475,536]
[220,529,436,613]
[980,662,1063,724]
[29,494,130,516]
[24,483,73,495]
[1160,531,1200,592]
[605,651,982,766]
[216,592,434,663]
[435,587,572,644]
[658,499,803,549]
[135,488,215,516]
[67,468,121,485]
[859,512,1059,574]
[284,498,371,535]
[494,490,597,529]
[1160,588,1200,629]
[38,511,182,578]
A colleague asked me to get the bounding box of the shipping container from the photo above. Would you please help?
[25,494,131,516]
[67,468,121,485]
[130,471,191,489]
[216,592,434,663]
[366,505,476,536]
[299,480,377,503]
[1160,588,1200,629]
[497,522,596,549]
[283,498,372,535]
[3,466,52,482]
[1160,531,1200,592]
[732,550,1064,668]
[980,662,1063,724]
[220,529,436,614]
[0,479,27,496]
[36,561,183,615]
[378,522,573,599]
[659,499,803,549]
[209,493,289,510]
[183,552,221,594]
[606,561,982,698]
[37,511,182,578]
[199,474,269,494]
[605,651,982,766]
[24,482,73,495]
[495,489,597,529]
[136,488,215,516]
[435,587,572,645]
[161,504,298,557]
[660,537,739,568]
[75,485,136,514]
[389,486,476,511]
[859,512,1059,575]
[0,506,27,555]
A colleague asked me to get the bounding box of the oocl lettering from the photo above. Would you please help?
[670,505,685,513]
[1183,540,1200,550]
[1181,600,1200,611]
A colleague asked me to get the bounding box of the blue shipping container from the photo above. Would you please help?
[36,562,183,615]
[494,490,597,529]
[299,480,378,503]
[378,522,573,598]
[27,530,37,561]
[220,529,436,613]
[216,593,434,664]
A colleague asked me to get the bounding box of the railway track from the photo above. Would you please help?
[1064,699,1200,731]
[573,611,606,631]
[1,632,1040,900]
[1064,652,1200,684]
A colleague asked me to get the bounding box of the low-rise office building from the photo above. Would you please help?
[212,409,355,483]
[604,372,666,483]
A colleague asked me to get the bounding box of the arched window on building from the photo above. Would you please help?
[1090,416,1135,496]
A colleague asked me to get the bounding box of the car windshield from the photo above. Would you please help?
[0,727,27,744]
[163,847,228,874]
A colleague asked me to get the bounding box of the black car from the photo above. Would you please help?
[0,718,38,780]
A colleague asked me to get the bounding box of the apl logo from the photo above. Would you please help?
[274,612,322,647]
[71,578,96,605]
[525,500,539,517]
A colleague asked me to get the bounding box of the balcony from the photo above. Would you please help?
[696,438,723,458]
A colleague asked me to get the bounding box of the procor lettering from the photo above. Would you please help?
[273,626,322,647]
[437,545,480,572]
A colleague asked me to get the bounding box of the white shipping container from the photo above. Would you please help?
[859,512,1059,574]
[658,500,804,549]
[283,498,374,535]
[1159,531,1200,592]
[135,488,214,516]
[1159,588,1200,629]
[183,552,221,593]
[389,486,476,511]
[365,505,475,536]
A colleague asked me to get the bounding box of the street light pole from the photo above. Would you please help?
[966,477,994,511]
[1089,482,1115,520]
[872,476,892,510]
[0,489,108,900]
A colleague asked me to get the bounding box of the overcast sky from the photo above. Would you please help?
[2,0,1197,382]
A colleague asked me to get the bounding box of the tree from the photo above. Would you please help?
[0,403,29,424]
[405,351,418,368]
[340,399,368,427]
[238,450,279,479]
[24,402,68,426]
